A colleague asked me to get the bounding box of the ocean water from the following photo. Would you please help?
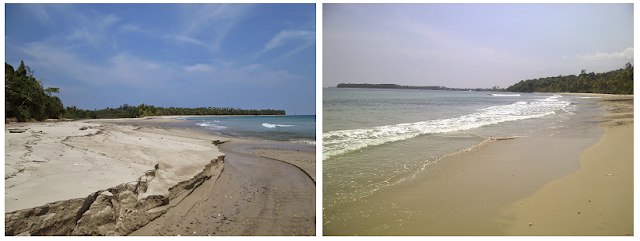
[171,115,316,144]
[322,88,607,233]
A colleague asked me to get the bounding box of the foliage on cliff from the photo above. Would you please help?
[506,63,633,94]
[5,61,65,121]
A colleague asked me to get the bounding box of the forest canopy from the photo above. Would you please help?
[506,63,633,94]
[6,61,286,122]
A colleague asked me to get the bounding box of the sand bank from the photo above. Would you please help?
[5,117,316,235]
[496,94,633,235]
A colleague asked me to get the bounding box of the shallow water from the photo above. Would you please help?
[165,115,316,144]
[322,88,608,235]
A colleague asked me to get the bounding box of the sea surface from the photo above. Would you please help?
[322,88,608,234]
[168,115,316,144]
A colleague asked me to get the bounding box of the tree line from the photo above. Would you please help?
[6,61,286,122]
[506,63,633,94]
[62,104,286,119]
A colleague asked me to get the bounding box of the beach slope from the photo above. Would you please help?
[497,95,633,235]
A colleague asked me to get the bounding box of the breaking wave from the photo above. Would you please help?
[197,122,226,130]
[323,96,570,160]
[262,123,294,128]
[490,93,521,96]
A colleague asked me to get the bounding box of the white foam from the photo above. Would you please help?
[323,96,570,160]
[197,122,226,130]
[576,96,603,99]
[262,123,294,128]
[490,93,521,96]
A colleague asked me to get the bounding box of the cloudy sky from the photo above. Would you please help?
[6,3,316,115]
[323,3,633,88]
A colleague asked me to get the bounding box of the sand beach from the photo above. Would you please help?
[496,94,633,235]
[5,116,316,236]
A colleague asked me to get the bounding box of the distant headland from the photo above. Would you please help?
[336,83,498,91]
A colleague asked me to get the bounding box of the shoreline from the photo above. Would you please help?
[5,116,316,235]
[496,94,633,235]
[323,93,632,235]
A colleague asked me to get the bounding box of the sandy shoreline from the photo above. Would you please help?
[323,93,632,235]
[496,94,633,235]
[5,116,316,235]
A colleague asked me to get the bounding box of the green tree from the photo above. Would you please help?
[5,61,64,121]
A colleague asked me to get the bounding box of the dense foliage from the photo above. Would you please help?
[5,61,65,121]
[63,104,286,119]
[506,63,633,94]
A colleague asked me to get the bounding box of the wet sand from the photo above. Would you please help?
[496,94,633,235]
[5,116,316,235]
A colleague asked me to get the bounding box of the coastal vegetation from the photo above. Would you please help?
[337,64,633,95]
[506,63,633,94]
[6,61,286,122]
[5,61,65,122]
[62,104,286,119]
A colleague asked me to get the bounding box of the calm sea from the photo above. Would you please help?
[171,115,316,144]
[323,88,607,233]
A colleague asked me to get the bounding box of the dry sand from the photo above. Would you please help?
[4,116,316,236]
[496,94,633,235]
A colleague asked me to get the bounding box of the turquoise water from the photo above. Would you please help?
[323,88,606,218]
[173,115,316,144]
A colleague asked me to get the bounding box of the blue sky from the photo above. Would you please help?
[324,3,634,88]
[6,3,316,115]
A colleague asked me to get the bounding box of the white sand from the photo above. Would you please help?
[5,120,225,213]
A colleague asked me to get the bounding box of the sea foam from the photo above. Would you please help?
[262,123,294,128]
[490,93,521,96]
[197,122,226,130]
[323,96,570,160]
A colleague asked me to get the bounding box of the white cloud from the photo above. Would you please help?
[28,4,54,26]
[264,30,316,51]
[578,47,634,61]
[168,34,210,48]
[177,4,253,51]
[182,4,251,35]
[20,41,171,88]
[240,64,264,72]
[97,14,121,28]
[185,63,215,73]
[120,24,141,33]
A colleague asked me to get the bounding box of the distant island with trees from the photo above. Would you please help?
[6,61,286,122]
[336,83,499,92]
[337,63,633,95]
